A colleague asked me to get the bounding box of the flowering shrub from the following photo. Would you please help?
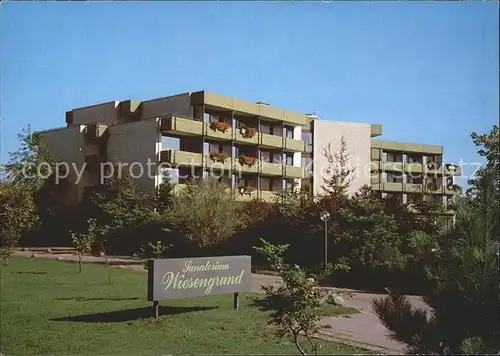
[239,155,257,166]
[209,121,230,133]
[240,126,257,139]
[210,152,228,163]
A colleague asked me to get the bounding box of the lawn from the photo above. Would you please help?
[1,257,362,355]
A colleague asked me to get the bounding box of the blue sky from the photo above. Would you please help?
[1,2,498,186]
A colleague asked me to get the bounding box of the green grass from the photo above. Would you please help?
[1,257,362,355]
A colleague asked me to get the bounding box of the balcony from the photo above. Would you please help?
[404,183,423,193]
[161,115,203,136]
[444,184,462,195]
[382,161,404,172]
[285,138,306,152]
[405,163,423,174]
[260,133,283,149]
[260,162,284,176]
[85,123,108,139]
[234,159,259,174]
[234,128,259,144]
[205,153,232,171]
[204,121,233,141]
[371,182,403,192]
[284,165,303,179]
[160,150,203,166]
[371,176,381,185]
[444,164,461,176]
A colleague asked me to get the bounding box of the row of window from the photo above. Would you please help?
[383,172,454,185]
[166,167,295,191]
[203,113,295,138]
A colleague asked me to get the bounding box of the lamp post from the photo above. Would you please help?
[320,211,331,268]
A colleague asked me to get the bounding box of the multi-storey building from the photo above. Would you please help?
[39,90,461,207]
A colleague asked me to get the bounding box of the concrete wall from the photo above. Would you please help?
[72,101,121,125]
[107,118,161,192]
[141,93,192,119]
[312,121,371,196]
[39,126,85,205]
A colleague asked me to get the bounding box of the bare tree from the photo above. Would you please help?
[321,136,355,197]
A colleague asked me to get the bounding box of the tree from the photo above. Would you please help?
[1,127,57,246]
[254,239,333,356]
[168,179,239,250]
[321,136,355,198]
[91,170,157,233]
[0,183,38,266]
[372,160,500,355]
[70,218,97,273]
[155,172,175,214]
[341,186,405,271]
[468,125,499,197]
[1,126,55,191]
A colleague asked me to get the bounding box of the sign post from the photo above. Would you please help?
[147,255,251,318]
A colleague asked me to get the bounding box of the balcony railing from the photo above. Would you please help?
[260,162,283,176]
[160,150,203,166]
[161,115,203,135]
[284,165,303,179]
[204,122,233,140]
[260,133,283,148]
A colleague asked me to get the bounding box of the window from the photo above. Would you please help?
[284,126,294,138]
[302,132,312,152]
[260,123,273,135]
[407,174,423,184]
[407,154,423,164]
[386,172,403,183]
[285,153,293,166]
[260,177,271,191]
[209,142,224,154]
[260,150,271,163]
[387,152,403,163]
[284,179,294,190]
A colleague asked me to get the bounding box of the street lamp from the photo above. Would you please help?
[320,211,331,268]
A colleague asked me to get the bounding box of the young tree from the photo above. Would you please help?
[70,219,97,273]
[372,163,500,355]
[254,239,333,356]
[0,183,38,266]
[168,179,239,250]
[155,172,175,214]
[321,136,355,198]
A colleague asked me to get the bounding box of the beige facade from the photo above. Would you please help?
[40,90,461,207]
[312,120,372,196]
[41,90,308,204]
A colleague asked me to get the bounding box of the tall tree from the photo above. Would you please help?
[372,131,500,355]
[321,136,355,198]
[468,125,499,199]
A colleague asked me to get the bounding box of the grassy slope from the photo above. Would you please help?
[1,257,361,355]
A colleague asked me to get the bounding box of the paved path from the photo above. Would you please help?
[15,249,430,354]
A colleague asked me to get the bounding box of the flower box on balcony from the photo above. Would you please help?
[239,155,257,167]
[209,121,230,133]
[426,182,439,191]
[239,125,257,139]
[209,152,228,163]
